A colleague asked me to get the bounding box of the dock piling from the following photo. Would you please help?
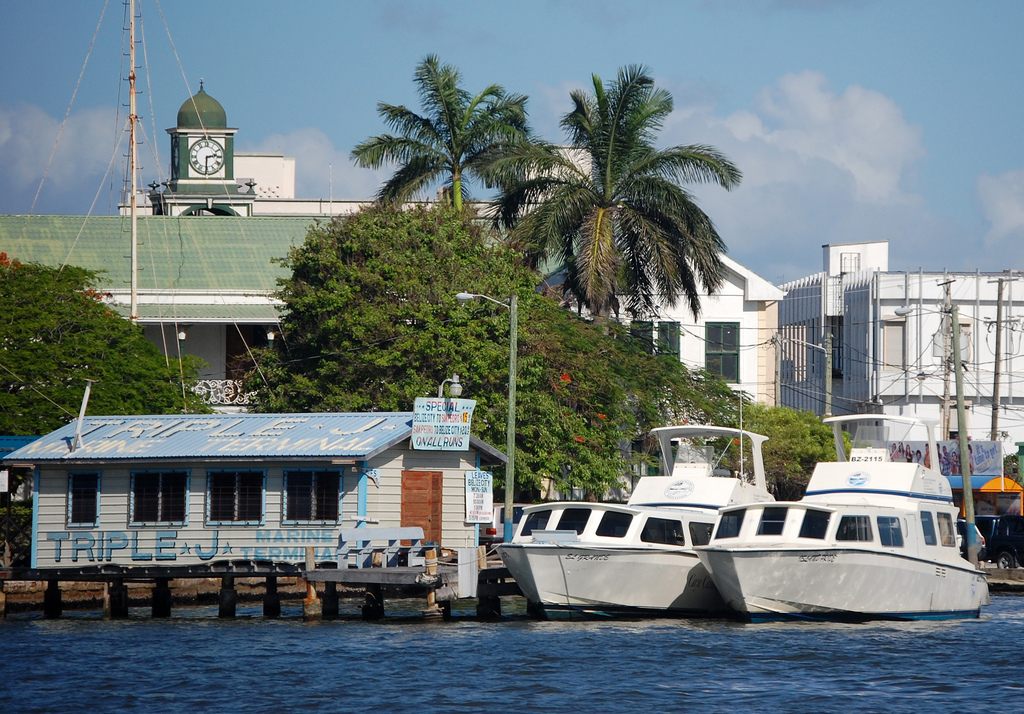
[151,577,172,618]
[43,579,62,619]
[302,546,322,621]
[218,575,237,618]
[105,579,129,619]
[322,581,339,619]
[263,576,281,618]
[362,584,384,620]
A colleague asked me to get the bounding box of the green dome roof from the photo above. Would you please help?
[176,84,227,129]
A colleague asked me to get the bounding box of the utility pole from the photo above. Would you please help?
[774,333,782,406]
[991,276,1005,441]
[952,305,979,566]
[939,279,954,439]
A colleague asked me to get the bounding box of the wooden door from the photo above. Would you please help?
[401,470,443,544]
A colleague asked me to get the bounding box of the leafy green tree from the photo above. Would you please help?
[490,65,741,319]
[732,403,838,500]
[351,55,529,212]
[0,254,206,435]
[249,205,736,496]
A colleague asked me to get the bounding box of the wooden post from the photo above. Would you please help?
[218,575,237,618]
[423,548,443,619]
[43,579,62,619]
[362,584,384,620]
[151,578,172,618]
[107,579,129,619]
[263,576,281,619]
[322,581,339,619]
[302,546,321,621]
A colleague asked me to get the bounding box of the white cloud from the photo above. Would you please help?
[978,170,1024,248]
[0,103,119,212]
[245,128,388,201]
[657,72,945,281]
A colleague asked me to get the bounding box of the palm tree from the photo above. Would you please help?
[489,65,741,319]
[351,55,529,212]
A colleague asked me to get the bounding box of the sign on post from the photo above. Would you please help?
[465,470,493,523]
[412,397,476,451]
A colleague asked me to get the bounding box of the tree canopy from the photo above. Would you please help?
[489,65,741,319]
[0,253,206,435]
[351,55,529,212]
[248,205,739,496]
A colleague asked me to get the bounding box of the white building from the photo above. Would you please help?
[779,240,1024,448]
[626,256,784,404]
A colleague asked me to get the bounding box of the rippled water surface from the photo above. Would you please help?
[2,594,1021,712]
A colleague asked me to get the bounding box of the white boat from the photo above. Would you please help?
[498,425,774,618]
[696,415,990,621]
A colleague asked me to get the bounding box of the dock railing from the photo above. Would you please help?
[336,526,428,569]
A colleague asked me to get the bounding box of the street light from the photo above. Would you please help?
[456,291,518,542]
[438,374,463,398]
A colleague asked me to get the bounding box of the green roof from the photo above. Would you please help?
[0,215,319,292]
[177,87,227,129]
[109,303,282,322]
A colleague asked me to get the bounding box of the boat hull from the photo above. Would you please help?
[500,543,728,618]
[698,547,989,621]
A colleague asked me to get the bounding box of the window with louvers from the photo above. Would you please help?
[209,471,263,523]
[131,471,187,524]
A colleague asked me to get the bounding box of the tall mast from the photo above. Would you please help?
[129,0,139,320]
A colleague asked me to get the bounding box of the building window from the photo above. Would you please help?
[131,471,187,525]
[657,321,681,357]
[68,473,99,527]
[284,470,341,524]
[840,252,861,274]
[706,322,740,382]
[882,321,905,367]
[208,470,264,524]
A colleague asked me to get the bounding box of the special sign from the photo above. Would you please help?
[412,397,476,450]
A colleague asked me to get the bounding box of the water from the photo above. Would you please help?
[2,594,1020,712]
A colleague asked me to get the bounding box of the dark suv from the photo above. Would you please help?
[973,515,1024,569]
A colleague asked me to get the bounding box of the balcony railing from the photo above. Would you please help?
[192,379,255,406]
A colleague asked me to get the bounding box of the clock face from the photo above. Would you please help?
[189,138,224,175]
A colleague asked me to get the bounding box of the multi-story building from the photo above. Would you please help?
[779,240,1024,448]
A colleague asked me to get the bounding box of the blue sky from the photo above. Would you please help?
[2,0,1023,282]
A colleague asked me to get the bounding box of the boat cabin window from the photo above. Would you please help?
[521,509,551,536]
[596,511,633,538]
[556,508,592,534]
[877,516,904,547]
[756,507,788,536]
[936,512,956,547]
[920,511,938,545]
[689,522,713,546]
[641,518,686,545]
[835,515,873,542]
[798,509,831,539]
[715,510,745,539]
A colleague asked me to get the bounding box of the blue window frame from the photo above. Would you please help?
[283,470,342,524]
[67,472,100,527]
[130,470,188,526]
[207,470,265,525]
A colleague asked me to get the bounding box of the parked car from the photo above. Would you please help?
[479,504,528,546]
[956,519,988,562]
[972,514,1024,569]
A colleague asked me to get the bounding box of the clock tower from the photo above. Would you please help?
[150,82,255,216]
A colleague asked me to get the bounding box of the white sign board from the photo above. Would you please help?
[0,469,7,493]
[412,397,476,451]
[465,470,493,523]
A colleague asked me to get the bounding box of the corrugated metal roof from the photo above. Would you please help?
[3,413,506,464]
[109,303,282,322]
[0,215,317,292]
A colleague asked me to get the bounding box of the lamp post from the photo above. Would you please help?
[456,292,518,542]
[438,374,463,398]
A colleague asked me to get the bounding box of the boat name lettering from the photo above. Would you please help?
[798,553,837,563]
[564,553,609,562]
